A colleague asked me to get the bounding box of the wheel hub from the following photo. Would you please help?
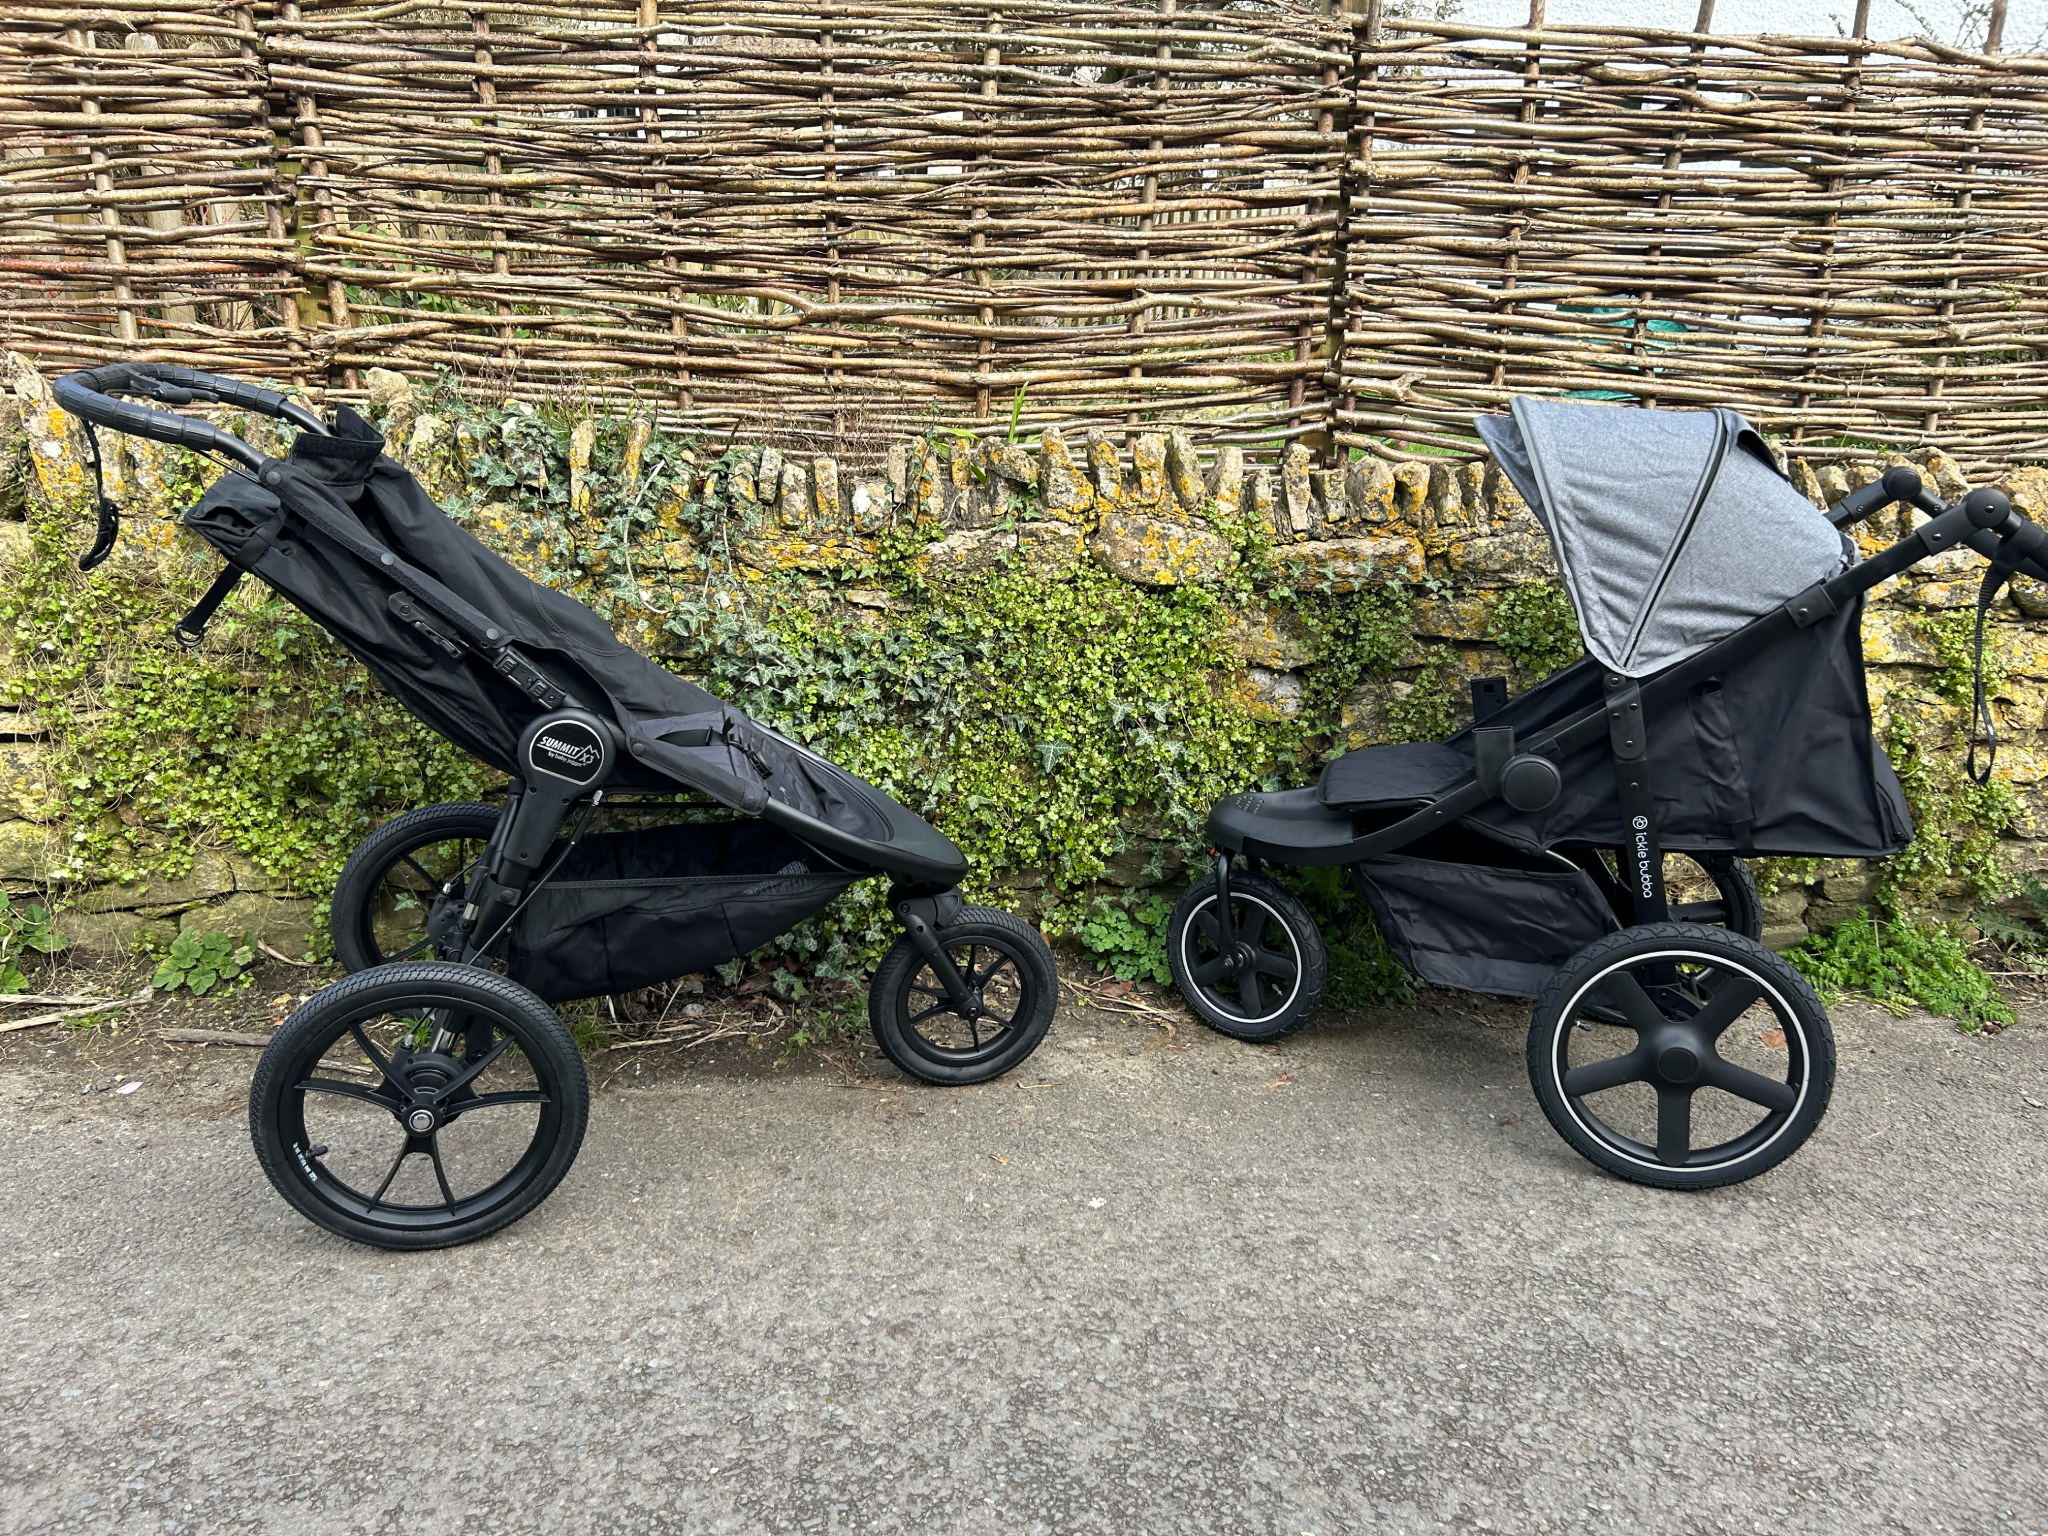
[405,1106,438,1134]
[1656,1043,1701,1084]
[1218,941,1258,977]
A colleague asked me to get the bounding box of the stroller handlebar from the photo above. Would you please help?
[52,363,328,473]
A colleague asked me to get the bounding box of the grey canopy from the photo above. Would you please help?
[1476,398,1851,679]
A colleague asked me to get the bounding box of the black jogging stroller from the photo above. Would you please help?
[1167,397,2048,1189]
[55,363,1057,1248]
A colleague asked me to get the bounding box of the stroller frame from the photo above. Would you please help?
[54,362,1059,1249]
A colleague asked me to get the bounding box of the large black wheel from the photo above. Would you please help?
[249,963,589,1250]
[1166,869,1326,1042]
[1528,923,1834,1191]
[331,802,501,972]
[1578,849,1762,941]
[868,907,1055,1085]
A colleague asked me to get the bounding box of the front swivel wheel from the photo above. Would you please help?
[868,907,1056,1085]
[1528,923,1834,1190]
[1166,869,1326,1042]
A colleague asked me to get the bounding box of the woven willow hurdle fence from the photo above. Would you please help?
[3,3,2046,468]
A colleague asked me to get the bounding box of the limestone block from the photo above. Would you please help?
[1804,899,1871,933]
[992,444,1037,490]
[1131,434,1169,511]
[1270,535,1425,592]
[924,528,1016,581]
[1249,472,1282,544]
[1818,860,1880,904]
[622,417,652,491]
[753,447,781,508]
[364,367,413,416]
[1339,682,1398,750]
[778,462,810,530]
[0,523,33,591]
[1860,607,1937,669]
[1223,605,1317,669]
[567,419,597,515]
[1786,459,1825,509]
[913,440,946,525]
[72,851,235,914]
[1282,443,1314,538]
[2011,575,2048,619]
[0,819,56,883]
[1458,461,1488,520]
[850,478,890,532]
[229,853,293,894]
[1207,446,1245,519]
[2001,464,2048,521]
[1441,527,1557,585]
[1166,430,1205,514]
[1816,464,1850,507]
[0,742,53,822]
[1480,461,1529,525]
[1090,515,1236,588]
[1346,458,1395,527]
[1761,924,1809,953]
[1017,521,1085,581]
[55,910,144,959]
[1759,887,1809,924]
[1392,461,1430,528]
[885,442,909,503]
[1913,448,1969,502]
[811,457,842,529]
[1410,595,1494,643]
[1087,431,1123,501]
[1040,428,1096,523]
[1226,666,1304,722]
[184,892,318,952]
[1310,470,1345,533]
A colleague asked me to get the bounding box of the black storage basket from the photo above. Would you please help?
[1351,828,1617,1000]
[506,821,858,1003]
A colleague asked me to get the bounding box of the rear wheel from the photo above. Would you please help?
[1166,870,1326,1042]
[1528,923,1833,1190]
[1577,849,1762,941]
[868,908,1055,1085]
[249,963,588,1249]
[331,802,501,972]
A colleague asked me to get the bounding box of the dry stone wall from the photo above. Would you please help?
[6,354,2048,965]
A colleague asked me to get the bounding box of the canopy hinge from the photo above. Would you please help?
[1783,581,1840,629]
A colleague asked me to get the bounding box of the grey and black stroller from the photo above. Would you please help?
[55,363,1057,1248]
[1167,397,2048,1189]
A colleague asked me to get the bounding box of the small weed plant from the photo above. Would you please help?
[1080,894,1172,985]
[1788,910,2013,1029]
[153,930,257,997]
[0,890,65,993]
[1283,866,1413,1011]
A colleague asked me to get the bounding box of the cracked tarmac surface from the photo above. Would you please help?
[2,993,2045,1534]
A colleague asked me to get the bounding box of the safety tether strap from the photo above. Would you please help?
[77,421,121,572]
[174,565,247,650]
[1968,559,2013,785]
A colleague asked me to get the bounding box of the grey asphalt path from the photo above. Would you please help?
[3,996,2047,1536]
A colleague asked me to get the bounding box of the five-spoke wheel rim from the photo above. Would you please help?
[903,938,1035,1065]
[1178,892,1303,1026]
[273,992,561,1236]
[1547,948,1811,1172]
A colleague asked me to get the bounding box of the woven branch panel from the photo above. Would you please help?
[1336,19,2048,473]
[2,7,2044,467]
[0,3,303,377]
[267,0,1348,442]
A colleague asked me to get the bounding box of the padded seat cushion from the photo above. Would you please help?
[1317,741,1468,810]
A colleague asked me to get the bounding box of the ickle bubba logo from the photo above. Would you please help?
[1631,815,1654,897]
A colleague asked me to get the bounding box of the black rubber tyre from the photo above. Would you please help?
[250,962,589,1249]
[868,907,1056,1085]
[331,802,501,972]
[1528,923,1834,1191]
[1166,870,1327,1042]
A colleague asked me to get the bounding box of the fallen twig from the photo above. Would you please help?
[0,990,144,1035]
[0,993,118,1007]
[257,941,319,968]
[159,1028,273,1048]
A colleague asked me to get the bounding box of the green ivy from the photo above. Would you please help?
[1490,580,1584,684]
[1080,893,1173,985]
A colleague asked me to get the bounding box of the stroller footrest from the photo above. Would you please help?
[1207,787,1376,867]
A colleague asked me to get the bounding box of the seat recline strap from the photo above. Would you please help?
[174,565,247,649]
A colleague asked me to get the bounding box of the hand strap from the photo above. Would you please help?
[77,421,121,572]
[174,565,248,650]
[1967,558,2011,785]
